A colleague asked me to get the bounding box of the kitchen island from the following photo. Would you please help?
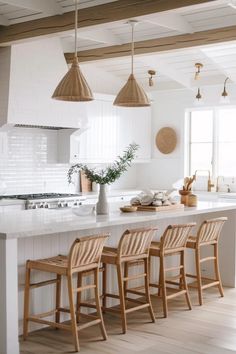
[1,201,236,354]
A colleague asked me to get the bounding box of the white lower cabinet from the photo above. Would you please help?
[69,95,151,164]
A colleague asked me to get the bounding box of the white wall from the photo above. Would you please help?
[136,83,236,190]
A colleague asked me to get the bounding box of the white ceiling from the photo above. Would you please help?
[1,0,236,92]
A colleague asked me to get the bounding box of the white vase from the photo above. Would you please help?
[96,184,109,215]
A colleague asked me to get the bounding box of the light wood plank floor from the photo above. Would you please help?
[20,288,236,354]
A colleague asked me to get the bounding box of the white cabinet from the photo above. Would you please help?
[69,96,151,164]
[70,99,119,163]
[116,106,151,162]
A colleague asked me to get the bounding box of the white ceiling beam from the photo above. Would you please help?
[78,29,122,45]
[0,15,9,26]
[144,13,194,34]
[3,0,63,15]
[139,57,192,89]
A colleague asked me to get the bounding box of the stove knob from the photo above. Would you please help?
[39,203,44,208]
[58,202,62,208]
[44,203,49,208]
[74,202,78,206]
[63,202,68,207]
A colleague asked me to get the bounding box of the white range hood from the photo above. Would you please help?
[0,37,88,130]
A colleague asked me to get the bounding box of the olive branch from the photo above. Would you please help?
[68,143,139,185]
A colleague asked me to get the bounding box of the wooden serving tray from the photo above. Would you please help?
[136,204,184,212]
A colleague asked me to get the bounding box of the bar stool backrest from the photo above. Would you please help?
[118,227,157,260]
[161,223,196,252]
[197,217,227,245]
[68,234,109,270]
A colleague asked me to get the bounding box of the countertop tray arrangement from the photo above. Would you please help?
[136,204,184,212]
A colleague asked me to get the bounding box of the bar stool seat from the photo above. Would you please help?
[27,255,68,274]
[23,234,109,352]
[101,227,157,334]
[186,217,227,305]
[149,223,196,318]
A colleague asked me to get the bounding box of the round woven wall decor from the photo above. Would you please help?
[155,127,177,154]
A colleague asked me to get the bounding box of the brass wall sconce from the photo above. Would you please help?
[194,63,203,80]
[221,77,230,102]
[148,70,156,87]
[196,88,202,101]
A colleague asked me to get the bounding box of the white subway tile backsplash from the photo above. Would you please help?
[0,127,137,195]
[0,128,71,194]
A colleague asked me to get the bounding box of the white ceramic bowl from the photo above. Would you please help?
[72,205,95,216]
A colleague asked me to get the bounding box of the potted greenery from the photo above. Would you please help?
[68,143,139,215]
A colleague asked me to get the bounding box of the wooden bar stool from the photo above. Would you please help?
[149,223,196,318]
[101,227,157,334]
[23,234,109,352]
[186,217,227,305]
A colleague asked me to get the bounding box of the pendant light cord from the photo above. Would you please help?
[74,0,78,58]
[131,22,134,75]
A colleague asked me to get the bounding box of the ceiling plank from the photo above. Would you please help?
[0,0,215,45]
[78,29,122,45]
[3,0,63,16]
[139,57,192,88]
[200,48,236,82]
[145,13,194,34]
[65,25,236,64]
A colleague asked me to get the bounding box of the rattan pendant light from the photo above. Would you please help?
[52,0,93,101]
[113,20,150,107]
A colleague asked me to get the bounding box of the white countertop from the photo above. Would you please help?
[1,201,236,240]
[0,199,25,206]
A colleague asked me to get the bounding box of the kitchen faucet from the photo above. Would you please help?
[194,170,214,192]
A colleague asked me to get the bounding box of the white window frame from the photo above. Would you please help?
[186,105,236,179]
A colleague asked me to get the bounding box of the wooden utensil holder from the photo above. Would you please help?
[179,190,191,206]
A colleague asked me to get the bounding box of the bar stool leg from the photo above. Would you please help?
[102,263,107,312]
[144,258,155,322]
[117,264,127,334]
[67,274,80,352]
[195,248,203,306]
[160,255,168,318]
[76,272,82,323]
[124,262,128,307]
[214,244,224,297]
[94,268,107,340]
[55,274,61,325]
[23,263,31,340]
[158,257,163,297]
[181,251,192,310]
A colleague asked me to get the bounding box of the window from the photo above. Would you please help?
[188,107,236,177]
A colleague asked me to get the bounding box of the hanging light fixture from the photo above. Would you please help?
[194,87,204,105]
[148,70,156,87]
[196,88,202,101]
[52,0,93,102]
[194,63,203,80]
[221,77,230,103]
[113,20,150,107]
